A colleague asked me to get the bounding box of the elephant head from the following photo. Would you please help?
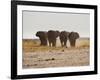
[47,30,60,47]
[68,32,79,47]
[36,31,47,46]
[60,31,70,47]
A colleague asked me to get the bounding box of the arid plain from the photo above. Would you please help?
[22,38,90,68]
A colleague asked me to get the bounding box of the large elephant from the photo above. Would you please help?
[59,31,70,47]
[68,32,79,47]
[47,30,60,47]
[36,31,47,46]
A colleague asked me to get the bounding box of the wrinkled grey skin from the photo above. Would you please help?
[47,30,60,47]
[59,31,70,47]
[68,32,79,47]
[36,31,47,46]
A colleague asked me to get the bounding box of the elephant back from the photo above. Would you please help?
[47,30,59,39]
[60,31,69,39]
[36,31,47,38]
[69,32,79,40]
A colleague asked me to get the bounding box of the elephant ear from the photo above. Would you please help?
[75,32,79,39]
[69,32,79,39]
[68,32,74,39]
[55,30,60,37]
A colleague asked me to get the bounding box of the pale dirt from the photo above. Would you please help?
[22,38,90,68]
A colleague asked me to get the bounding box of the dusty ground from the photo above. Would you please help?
[22,38,90,68]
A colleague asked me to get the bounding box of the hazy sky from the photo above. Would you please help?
[23,11,90,39]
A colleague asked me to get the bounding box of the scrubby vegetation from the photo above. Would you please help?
[23,38,90,52]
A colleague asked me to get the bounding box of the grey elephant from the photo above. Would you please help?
[68,32,79,47]
[36,31,48,46]
[47,30,60,47]
[59,31,70,47]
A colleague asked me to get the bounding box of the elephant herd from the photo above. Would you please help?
[36,30,79,47]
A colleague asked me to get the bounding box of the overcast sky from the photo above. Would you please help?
[23,11,90,39]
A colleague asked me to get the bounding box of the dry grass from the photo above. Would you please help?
[22,38,90,68]
[76,38,90,48]
[23,38,90,52]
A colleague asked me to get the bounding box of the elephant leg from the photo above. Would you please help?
[43,39,47,46]
[70,40,75,47]
[64,41,67,47]
[42,39,46,46]
[62,42,64,47]
[40,38,43,46]
[52,40,56,47]
[69,40,72,47]
[60,40,64,47]
[70,41,73,47]
[42,40,45,46]
[40,40,42,45]
[73,40,76,47]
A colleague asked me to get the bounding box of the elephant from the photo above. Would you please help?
[47,30,60,47]
[59,31,70,47]
[36,31,48,46]
[68,32,79,47]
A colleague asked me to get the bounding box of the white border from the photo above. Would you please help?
[17,5,94,75]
